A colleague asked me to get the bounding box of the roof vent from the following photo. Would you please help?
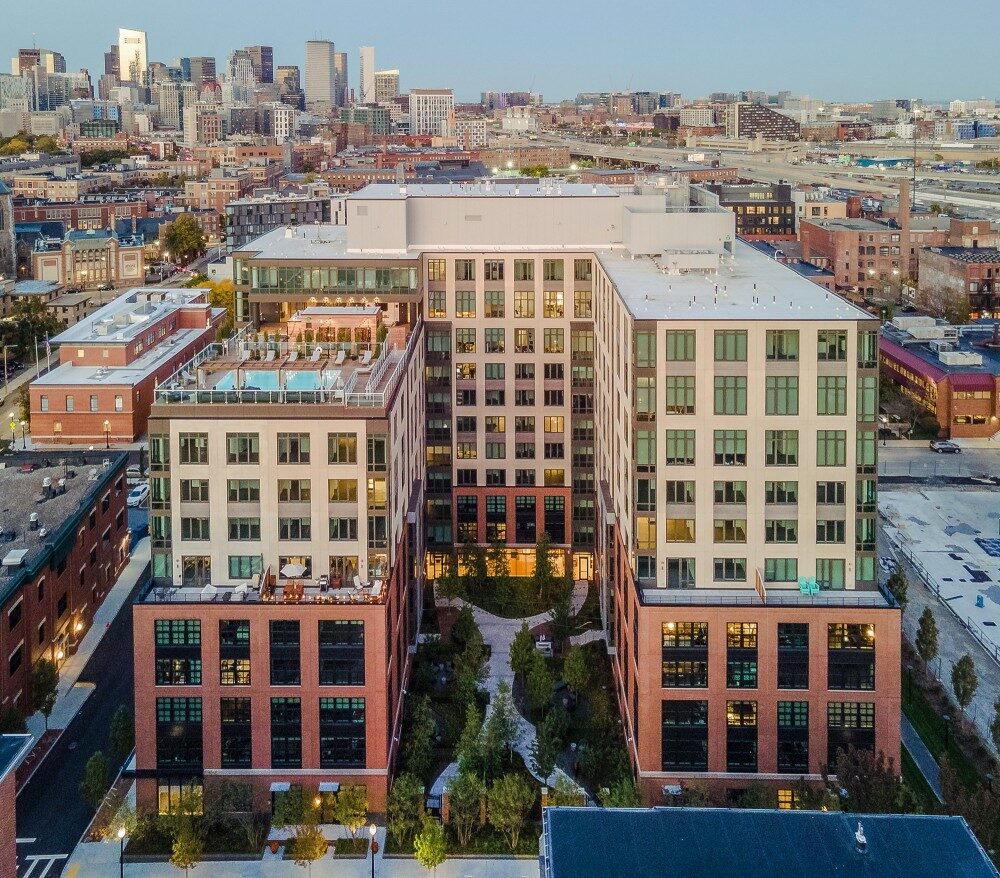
[1,549,28,567]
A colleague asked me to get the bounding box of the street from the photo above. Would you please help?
[15,565,149,878]
[877,442,999,479]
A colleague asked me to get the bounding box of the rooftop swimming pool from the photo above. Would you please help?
[212,369,342,392]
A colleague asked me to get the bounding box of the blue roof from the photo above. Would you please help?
[0,734,32,783]
[0,180,11,196]
[542,808,1000,878]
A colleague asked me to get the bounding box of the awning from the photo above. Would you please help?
[269,782,291,793]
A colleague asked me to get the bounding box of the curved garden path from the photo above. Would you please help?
[429,581,589,798]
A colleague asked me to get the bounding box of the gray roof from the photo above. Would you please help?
[601,241,872,322]
[542,808,1000,878]
[0,734,32,783]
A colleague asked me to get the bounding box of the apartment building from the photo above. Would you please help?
[410,89,454,136]
[134,307,425,812]
[0,451,131,721]
[152,180,899,806]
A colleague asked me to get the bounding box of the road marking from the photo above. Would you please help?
[21,854,68,878]
[15,838,36,844]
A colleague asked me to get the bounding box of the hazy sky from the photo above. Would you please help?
[3,0,997,103]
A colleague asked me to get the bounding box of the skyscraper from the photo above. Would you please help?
[188,57,216,88]
[118,28,148,85]
[359,46,375,104]
[374,70,400,104]
[335,51,349,108]
[11,48,66,76]
[276,65,304,110]
[104,45,119,79]
[304,40,336,112]
[244,45,274,84]
[228,50,256,88]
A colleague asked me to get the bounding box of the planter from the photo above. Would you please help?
[268,840,281,854]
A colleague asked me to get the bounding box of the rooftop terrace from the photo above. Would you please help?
[153,317,420,409]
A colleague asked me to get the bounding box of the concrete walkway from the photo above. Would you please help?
[431,582,588,796]
[25,539,150,743]
[65,830,538,878]
[901,716,944,803]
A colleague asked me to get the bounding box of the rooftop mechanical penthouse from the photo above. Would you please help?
[134,180,898,812]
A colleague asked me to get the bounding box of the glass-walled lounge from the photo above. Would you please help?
[237,263,419,294]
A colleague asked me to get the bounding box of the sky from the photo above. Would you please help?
[2,0,998,104]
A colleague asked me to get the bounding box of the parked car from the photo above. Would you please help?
[126,464,148,486]
[97,283,115,291]
[929,440,961,454]
[127,483,150,507]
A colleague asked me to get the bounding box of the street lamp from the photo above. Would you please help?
[103,419,111,449]
[117,825,126,878]
[7,411,15,448]
[369,823,378,878]
[906,663,913,705]
[19,420,26,451]
[943,714,952,751]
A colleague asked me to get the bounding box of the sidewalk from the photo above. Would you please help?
[24,539,151,743]
[901,716,944,803]
[65,826,538,877]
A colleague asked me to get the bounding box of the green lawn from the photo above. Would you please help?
[464,577,556,618]
[903,682,980,791]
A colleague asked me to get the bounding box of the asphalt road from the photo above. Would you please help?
[15,566,149,877]
[877,442,999,479]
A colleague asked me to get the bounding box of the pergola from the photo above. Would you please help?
[285,305,382,345]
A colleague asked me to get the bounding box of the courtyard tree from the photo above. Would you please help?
[488,539,512,605]
[562,645,591,696]
[169,816,203,877]
[951,653,978,716]
[30,658,58,729]
[80,750,109,810]
[488,774,535,851]
[163,213,206,265]
[548,581,575,654]
[916,607,939,668]
[447,770,486,848]
[525,651,555,717]
[413,816,446,875]
[332,785,369,838]
[886,568,908,610]
[404,695,436,783]
[533,532,554,599]
[485,680,521,759]
[510,621,535,679]
[109,704,135,763]
[387,772,425,848]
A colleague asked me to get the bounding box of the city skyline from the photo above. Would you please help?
[2,0,999,103]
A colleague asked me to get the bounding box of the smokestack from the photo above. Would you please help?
[898,179,911,278]
[801,225,811,264]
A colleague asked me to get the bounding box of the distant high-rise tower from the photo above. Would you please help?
[11,48,66,76]
[359,46,375,104]
[228,49,256,88]
[118,28,148,85]
[188,57,216,88]
[244,45,273,84]
[276,65,304,110]
[374,69,400,105]
[334,52,348,107]
[304,40,336,112]
[410,88,454,135]
[104,44,119,79]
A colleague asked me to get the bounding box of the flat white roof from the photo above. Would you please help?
[34,327,214,387]
[52,288,208,345]
[352,182,618,200]
[601,241,874,322]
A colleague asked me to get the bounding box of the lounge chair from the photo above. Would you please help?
[287,350,299,363]
[333,349,346,366]
[265,349,276,362]
[311,346,323,362]
[359,350,373,366]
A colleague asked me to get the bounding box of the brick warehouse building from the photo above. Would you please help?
[0,452,130,719]
[30,289,225,445]
[134,180,899,813]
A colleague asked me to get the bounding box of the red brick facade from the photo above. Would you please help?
[0,455,130,718]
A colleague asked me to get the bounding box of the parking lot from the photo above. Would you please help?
[881,486,1000,656]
